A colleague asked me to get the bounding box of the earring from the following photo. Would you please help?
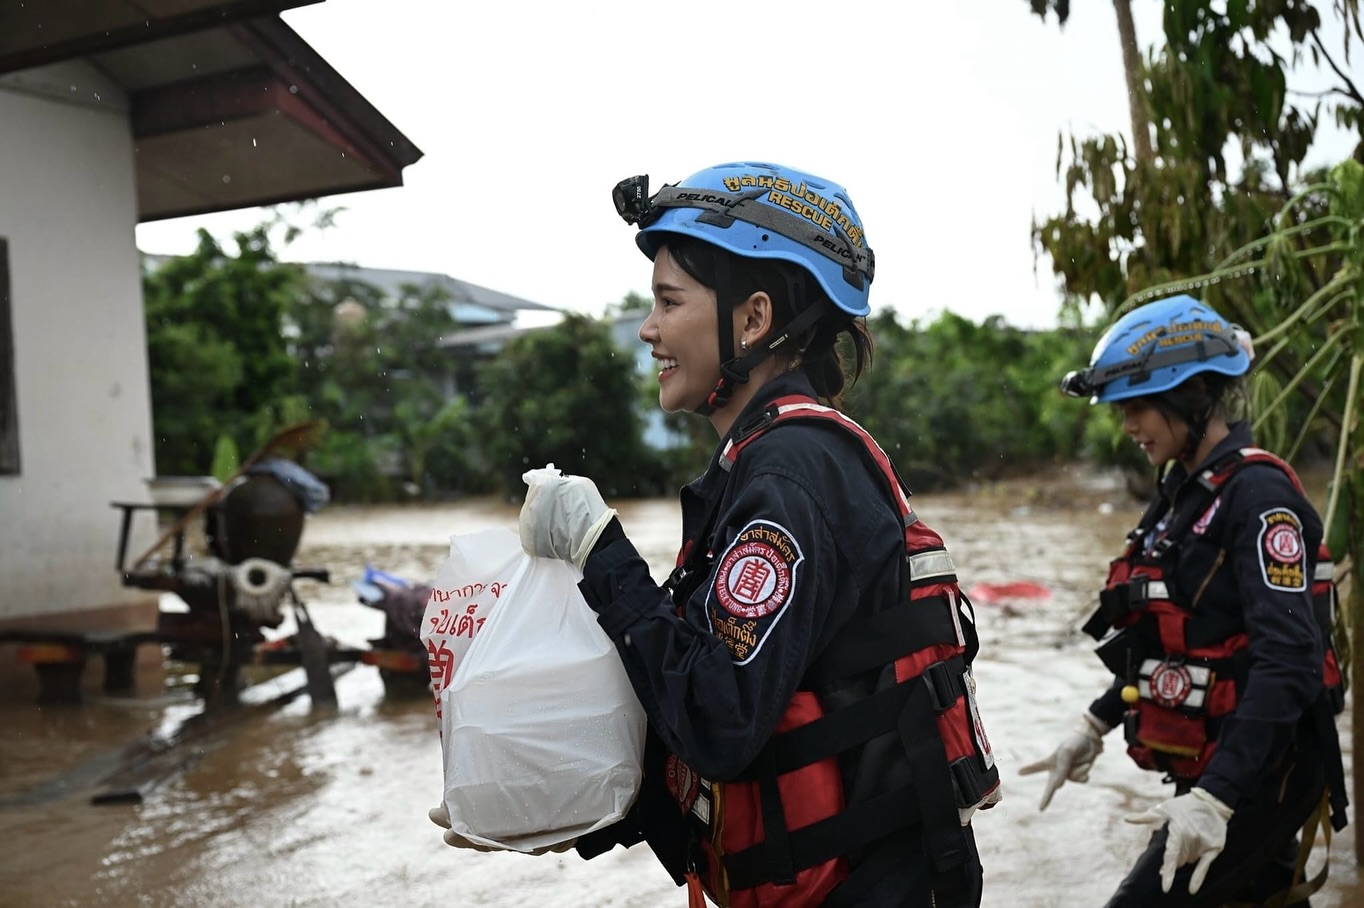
[740,339,749,351]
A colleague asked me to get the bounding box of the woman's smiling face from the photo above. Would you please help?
[1117,397,1187,466]
[638,244,723,414]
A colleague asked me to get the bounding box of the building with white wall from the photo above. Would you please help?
[0,1,420,699]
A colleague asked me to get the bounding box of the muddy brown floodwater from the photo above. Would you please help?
[0,470,1357,907]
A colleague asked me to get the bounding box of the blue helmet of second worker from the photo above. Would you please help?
[1060,294,1253,403]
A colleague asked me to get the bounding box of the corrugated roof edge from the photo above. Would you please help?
[140,253,559,314]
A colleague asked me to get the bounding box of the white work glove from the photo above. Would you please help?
[428,804,497,852]
[1124,787,1233,894]
[519,464,618,572]
[428,803,576,856]
[1017,712,1110,810]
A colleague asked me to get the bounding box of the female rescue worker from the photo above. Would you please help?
[515,161,1002,908]
[1022,294,1347,906]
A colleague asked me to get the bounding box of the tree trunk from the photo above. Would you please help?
[1113,0,1154,164]
[1352,467,1363,864]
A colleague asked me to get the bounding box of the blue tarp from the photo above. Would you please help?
[247,457,331,514]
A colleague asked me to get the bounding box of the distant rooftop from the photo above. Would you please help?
[438,309,638,352]
[306,262,557,314]
[141,253,559,317]
[436,321,544,351]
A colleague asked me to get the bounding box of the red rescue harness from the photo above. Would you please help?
[1087,447,1343,781]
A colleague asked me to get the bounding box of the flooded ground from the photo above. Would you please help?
[0,469,1357,907]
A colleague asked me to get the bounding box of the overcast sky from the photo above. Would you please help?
[133,1,1353,329]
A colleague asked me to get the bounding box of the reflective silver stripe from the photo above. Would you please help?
[691,778,712,824]
[1146,580,1169,600]
[1316,562,1335,582]
[909,550,955,581]
[718,438,736,471]
[775,402,831,417]
[947,589,965,648]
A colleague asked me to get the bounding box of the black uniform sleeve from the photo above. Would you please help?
[1087,681,1128,730]
[1196,467,1324,808]
[578,469,838,781]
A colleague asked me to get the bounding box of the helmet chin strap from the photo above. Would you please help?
[692,255,737,417]
[692,294,829,418]
[1181,404,1219,463]
[1175,386,1227,463]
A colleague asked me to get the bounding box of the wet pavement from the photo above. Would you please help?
[0,471,1357,907]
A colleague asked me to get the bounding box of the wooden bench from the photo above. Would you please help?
[1,629,161,704]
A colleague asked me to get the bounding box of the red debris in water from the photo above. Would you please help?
[966,581,1053,604]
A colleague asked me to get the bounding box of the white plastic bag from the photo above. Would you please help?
[420,529,520,729]
[435,528,645,853]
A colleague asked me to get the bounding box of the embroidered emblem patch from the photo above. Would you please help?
[664,754,700,816]
[1147,661,1194,708]
[1138,658,1212,711]
[707,519,803,663]
[715,522,798,618]
[1258,508,1307,591]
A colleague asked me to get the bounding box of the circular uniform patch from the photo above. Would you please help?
[1149,662,1194,708]
[664,754,699,814]
[716,539,792,618]
[706,520,804,663]
[1264,522,1303,561]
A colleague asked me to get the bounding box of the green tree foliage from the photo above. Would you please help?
[846,310,1107,490]
[604,290,652,317]
[1034,0,1361,313]
[1026,0,1069,23]
[288,272,472,501]
[142,228,301,474]
[142,233,1134,503]
[476,314,661,499]
[1032,0,1362,463]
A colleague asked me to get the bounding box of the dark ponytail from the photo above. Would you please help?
[1151,372,1245,458]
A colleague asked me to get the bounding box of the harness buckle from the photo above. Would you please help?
[921,661,959,713]
[664,564,689,594]
[1099,575,1148,623]
[948,755,989,807]
[1087,575,1154,640]
[731,405,779,445]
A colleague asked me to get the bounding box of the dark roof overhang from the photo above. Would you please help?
[0,1,423,222]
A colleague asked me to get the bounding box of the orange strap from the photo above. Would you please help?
[685,871,707,908]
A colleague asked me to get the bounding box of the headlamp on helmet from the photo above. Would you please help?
[1058,370,1097,399]
[612,175,653,227]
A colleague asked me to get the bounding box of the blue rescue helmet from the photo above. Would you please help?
[1060,294,1252,404]
[612,161,874,317]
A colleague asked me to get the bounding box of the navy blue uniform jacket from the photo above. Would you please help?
[577,372,971,905]
[1087,421,1326,809]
